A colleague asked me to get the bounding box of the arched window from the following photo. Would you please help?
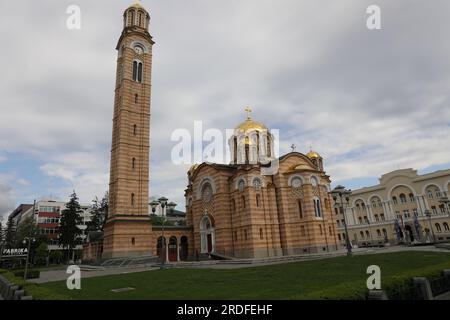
[133,60,143,82]
[253,178,262,189]
[133,124,137,135]
[259,228,263,239]
[138,12,142,27]
[131,237,135,245]
[443,222,449,231]
[365,230,370,238]
[135,94,138,103]
[313,198,322,218]
[377,229,381,237]
[256,194,260,207]
[435,223,442,232]
[131,193,135,206]
[132,157,136,169]
[360,231,364,239]
[409,193,415,202]
[392,196,398,205]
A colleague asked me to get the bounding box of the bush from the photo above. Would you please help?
[1,270,69,300]
[13,269,41,279]
[298,261,450,300]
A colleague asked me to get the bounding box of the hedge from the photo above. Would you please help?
[298,261,450,300]
[0,270,70,300]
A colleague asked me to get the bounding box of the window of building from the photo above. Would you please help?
[403,210,410,218]
[435,223,442,232]
[375,214,379,222]
[365,230,370,238]
[256,194,260,207]
[132,157,136,169]
[444,222,449,231]
[380,214,385,221]
[399,194,407,204]
[392,196,398,205]
[253,178,262,190]
[432,206,437,215]
[298,200,303,219]
[358,217,362,224]
[135,94,138,103]
[428,191,433,199]
[133,60,143,83]
[413,208,418,217]
[377,229,381,237]
[338,234,341,241]
[131,238,135,245]
[260,228,263,239]
[409,193,415,202]
[313,198,322,218]
[241,196,246,209]
[439,205,446,214]
[238,179,245,192]
[436,191,442,198]
[133,124,137,135]
[131,193,135,206]
[336,220,340,226]
[244,229,248,240]
[360,231,364,239]
[310,176,318,187]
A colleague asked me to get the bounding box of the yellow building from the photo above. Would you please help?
[336,168,450,247]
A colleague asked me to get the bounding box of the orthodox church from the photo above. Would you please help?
[184,114,339,258]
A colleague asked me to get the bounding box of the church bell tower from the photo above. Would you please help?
[103,1,154,259]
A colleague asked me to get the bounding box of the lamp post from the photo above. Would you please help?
[331,185,352,256]
[23,237,35,280]
[150,197,177,270]
[425,210,436,244]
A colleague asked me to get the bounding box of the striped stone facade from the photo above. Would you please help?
[185,152,339,259]
[103,3,155,259]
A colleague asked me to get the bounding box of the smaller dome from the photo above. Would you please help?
[306,150,321,159]
[189,163,200,173]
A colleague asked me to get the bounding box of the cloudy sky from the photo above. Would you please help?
[1,0,450,219]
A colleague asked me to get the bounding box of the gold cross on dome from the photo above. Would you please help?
[291,144,296,152]
[244,107,252,120]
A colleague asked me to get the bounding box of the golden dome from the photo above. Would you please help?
[235,118,268,132]
[306,150,321,159]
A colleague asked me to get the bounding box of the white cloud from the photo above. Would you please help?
[1,0,450,208]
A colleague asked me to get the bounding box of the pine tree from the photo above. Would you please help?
[86,192,108,233]
[5,216,16,249]
[58,191,83,261]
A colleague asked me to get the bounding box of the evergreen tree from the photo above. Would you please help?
[0,219,4,245]
[5,216,16,248]
[86,192,108,233]
[57,191,83,261]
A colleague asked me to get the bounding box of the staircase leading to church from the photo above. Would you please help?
[97,255,161,268]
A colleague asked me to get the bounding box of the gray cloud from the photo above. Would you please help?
[1,0,450,210]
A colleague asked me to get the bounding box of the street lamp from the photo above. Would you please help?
[425,210,436,244]
[23,237,35,280]
[151,197,177,270]
[331,185,352,256]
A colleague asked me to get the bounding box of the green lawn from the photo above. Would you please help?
[41,251,450,300]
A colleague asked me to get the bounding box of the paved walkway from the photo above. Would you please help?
[30,245,450,283]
